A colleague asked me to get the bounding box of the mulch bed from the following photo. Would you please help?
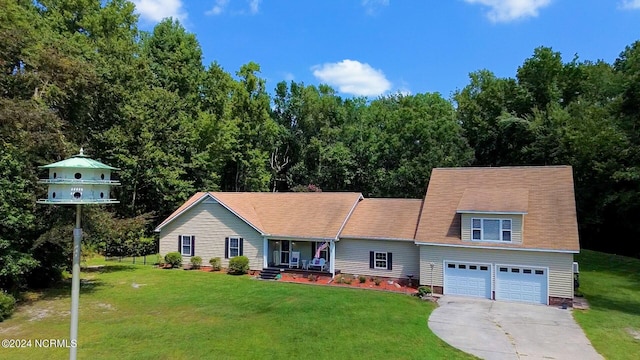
[278,273,419,295]
[181,267,418,295]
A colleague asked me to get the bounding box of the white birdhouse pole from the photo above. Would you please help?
[37,148,120,360]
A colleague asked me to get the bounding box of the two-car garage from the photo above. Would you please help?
[444,261,548,304]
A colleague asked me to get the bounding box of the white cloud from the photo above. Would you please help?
[249,0,261,14]
[283,72,295,82]
[464,0,551,22]
[311,59,391,97]
[133,0,187,22]
[205,0,260,16]
[206,0,229,15]
[362,0,389,15]
[620,0,640,9]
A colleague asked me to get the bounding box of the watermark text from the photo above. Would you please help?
[2,338,77,349]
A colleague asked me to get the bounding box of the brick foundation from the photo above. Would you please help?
[549,297,573,307]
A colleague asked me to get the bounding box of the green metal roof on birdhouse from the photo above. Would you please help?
[39,148,119,170]
[37,148,120,205]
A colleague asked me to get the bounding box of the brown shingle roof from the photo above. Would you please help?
[340,198,423,240]
[156,192,363,239]
[457,188,529,213]
[415,166,580,252]
[211,192,363,239]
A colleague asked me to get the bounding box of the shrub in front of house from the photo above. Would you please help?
[209,257,221,271]
[358,275,367,284]
[190,256,202,269]
[227,256,249,275]
[164,252,182,268]
[373,277,382,286]
[0,291,16,322]
[417,286,432,298]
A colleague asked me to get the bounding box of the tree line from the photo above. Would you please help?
[1,0,639,291]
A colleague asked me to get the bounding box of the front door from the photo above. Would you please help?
[280,240,290,265]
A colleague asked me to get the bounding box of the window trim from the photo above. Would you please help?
[180,235,192,256]
[373,251,388,270]
[471,218,513,242]
[228,236,241,258]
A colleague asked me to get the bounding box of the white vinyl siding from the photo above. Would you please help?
[462,214,523,244]
[419,245,573,299]
[159,201,263,270]
[335,239,419,279]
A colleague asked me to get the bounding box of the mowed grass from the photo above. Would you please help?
[574,250,640,359]
[1,261,472,360]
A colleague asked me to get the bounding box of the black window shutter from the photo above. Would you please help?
[191,236,195,256]
[224,237,229,259]
[311,242,316,257]
[369,251,374,269]
[178,235,181,252]
[387,252,393,270]
[239,238,244,256]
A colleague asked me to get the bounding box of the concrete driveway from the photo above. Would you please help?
[428,295,603,360]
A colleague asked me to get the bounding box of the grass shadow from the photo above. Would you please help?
[582,292,640,316]
[82,264,138,273]
[18,278,107,305]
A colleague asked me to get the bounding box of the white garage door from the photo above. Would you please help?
[444,262,491,298]
[495,266,548,304]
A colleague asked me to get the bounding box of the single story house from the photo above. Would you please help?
[155,166,580,305]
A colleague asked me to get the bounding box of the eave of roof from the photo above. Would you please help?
[414,241,579,254]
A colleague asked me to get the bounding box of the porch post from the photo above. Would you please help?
[329,240,336,276]
[263,237,268,268]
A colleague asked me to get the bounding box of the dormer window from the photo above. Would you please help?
[472,218,512,242]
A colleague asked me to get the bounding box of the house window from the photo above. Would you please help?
[369,251,393,270]
[374,252,387,269]
[472,218,513,242]
[180,235,193,256]
[225,237,243,259]
[229,237,240,257]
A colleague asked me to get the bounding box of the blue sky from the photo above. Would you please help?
[132,0,640,98]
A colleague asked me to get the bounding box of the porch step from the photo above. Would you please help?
[259,267,281,280]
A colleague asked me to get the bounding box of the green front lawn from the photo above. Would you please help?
[574,250,640,359]
[1,262,472,360]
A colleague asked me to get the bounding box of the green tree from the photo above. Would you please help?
[221,62,281,191]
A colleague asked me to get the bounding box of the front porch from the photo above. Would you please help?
[264,238,335,274]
